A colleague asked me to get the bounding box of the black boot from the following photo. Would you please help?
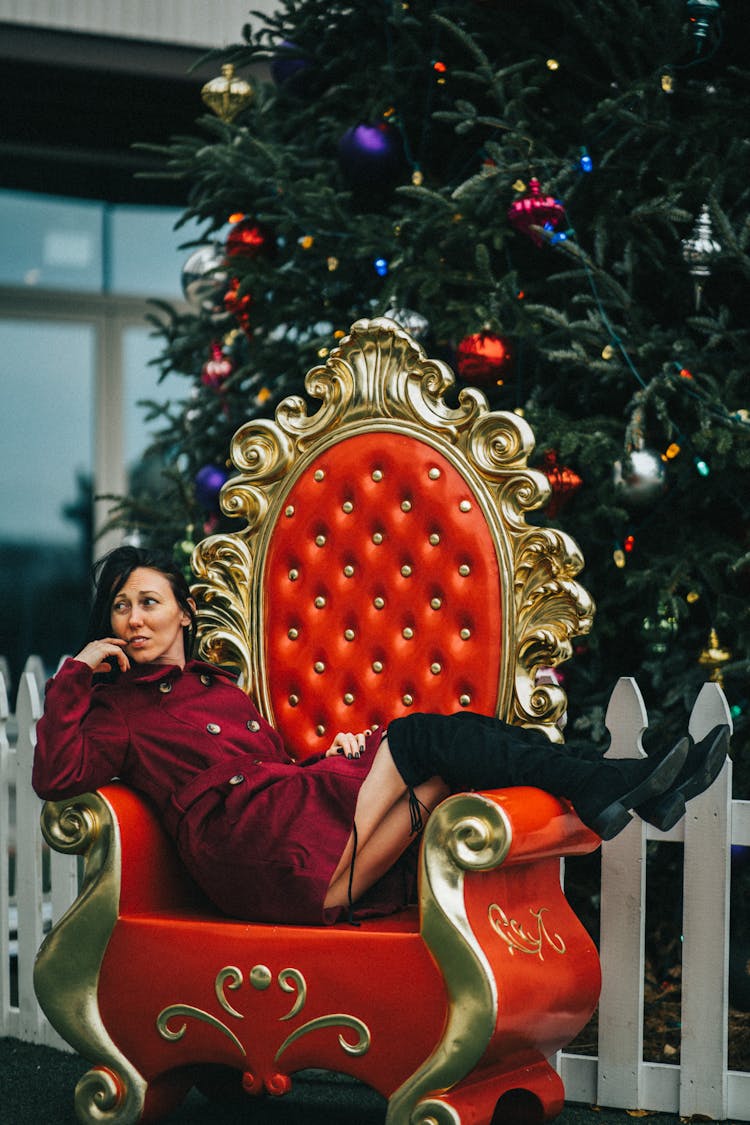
[636,725,730,831]
[385,712,689,841]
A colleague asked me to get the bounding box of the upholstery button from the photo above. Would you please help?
[314,469,325,481]
[342,500,354,513]
[343,565,354,577]
[289,694,299,707]
[372,469,383,481]
[316,724,326,736]
[247,719,261,732]
[428,467,441,480]
[314,595,326,608]
[315,534,327,547]
[402,693,414,706]
[402,627,414,639]
[288,627,299,639]
[344,629,355,641]
[459,500,472,512]
[229,774,244,785]
[314,661,325,673]
[459,564,471,576]
[344,692,354,704]
[401,500,412,512]
[372,661,383,673]
[372,532,383,544]
[429,533,440,545]
[460,628,472,640]
[200,674,211,685]
[285,505,295,517]
[159,681,172,694]
[430,663,442,675]
[288,568,299,581]
[207,723,221,734]
[374,596,385,609]
[459,694,471,707]
[401,564,412,577]
[430,597,442,610]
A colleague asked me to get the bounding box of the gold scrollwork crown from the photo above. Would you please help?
[191,316,593,734]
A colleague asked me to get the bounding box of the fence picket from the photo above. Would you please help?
[1,655,749,1120]
[596,678,649,1110]
[0,668,12,1033]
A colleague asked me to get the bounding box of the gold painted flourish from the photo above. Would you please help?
[274,1014,371,1061]
[278,968,307,1021]
[158,964,369,1064]
[156,1004,247,1055]
[216,966,244,1018]
[488,904,566,961]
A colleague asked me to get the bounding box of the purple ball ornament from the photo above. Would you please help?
[338,123,405,192]
[194,464,230,511]
[270,40,312,89]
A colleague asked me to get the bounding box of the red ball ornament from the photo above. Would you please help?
[201,342,234,389]
[507,178,565,247]
[541,449,583,517]
[223,278,253,336]
[455,332,512,385]
[225,218,273,260]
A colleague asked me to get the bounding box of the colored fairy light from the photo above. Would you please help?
[624,535,635,553]
[228,212,245,223]
[374,257,389,276]
[546,58,560,70]
[550,231,568,244]
[613,547,626,568]
[665,442,681,459]
[433,60,447,73]
[579,148,593,172]
[694,457,710,476]
[680,367,694,379]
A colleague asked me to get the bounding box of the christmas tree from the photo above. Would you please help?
[114,0,749,770]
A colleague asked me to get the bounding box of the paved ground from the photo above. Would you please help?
[3,1036,741,1124]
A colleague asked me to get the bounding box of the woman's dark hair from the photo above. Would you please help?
[85,545,197,658]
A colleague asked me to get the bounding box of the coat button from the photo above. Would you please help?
[207,722,221,734]
[247,719,261,732]
[200,674,211,685]
[229,773,244,785]
[159,681,172,694]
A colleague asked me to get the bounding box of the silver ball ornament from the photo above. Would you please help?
[384,307,430,342]
[181,244,228,315]
[613,448,667,508]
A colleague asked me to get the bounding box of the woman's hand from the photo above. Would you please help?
[326,731,368,759]
[74,638,130,675]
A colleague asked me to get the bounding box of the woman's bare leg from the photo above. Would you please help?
[323,737,448,910]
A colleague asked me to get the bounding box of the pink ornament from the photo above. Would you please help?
[201,343,234,389]
[507,178,565,247]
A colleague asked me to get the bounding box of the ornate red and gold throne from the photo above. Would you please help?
[35,317,601,1124]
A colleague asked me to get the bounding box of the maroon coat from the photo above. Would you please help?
[33,658,412,924]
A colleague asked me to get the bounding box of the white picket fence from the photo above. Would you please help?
[2,655,749,1120]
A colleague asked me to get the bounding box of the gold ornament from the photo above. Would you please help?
[201,64,254,123]
[698,628,731,684]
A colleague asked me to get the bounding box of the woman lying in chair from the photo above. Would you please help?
[33,546,728,926]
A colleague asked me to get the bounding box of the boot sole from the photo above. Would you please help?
[589,737,690,841]
[638,727,729,831]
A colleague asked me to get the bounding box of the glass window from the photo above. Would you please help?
[108,207,204,298]
[0,190,103,292]
[123,324,188,473]
[0,319,95,687]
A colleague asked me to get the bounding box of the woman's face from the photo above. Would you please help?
[110,567,192,668]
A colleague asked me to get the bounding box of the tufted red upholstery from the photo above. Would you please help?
[263,431,504,758]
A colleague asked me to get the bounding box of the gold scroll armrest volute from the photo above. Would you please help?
[386,792,512,1125]
[35,792,148,1125]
